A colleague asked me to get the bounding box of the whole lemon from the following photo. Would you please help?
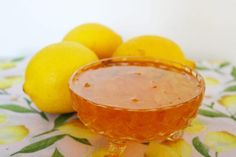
[63,23,123,59]
[113,35,195,68]
[23,42,98,113]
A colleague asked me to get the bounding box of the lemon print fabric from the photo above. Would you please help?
[0,125,29,145]
[91,148,108,157]
[204,131,236,152]
[0,57,24,70]
[113,35,195,68]
[185,119,205,134]
[0,76,22,90]
[218,95,236,114]
[0,114,6,124]
[164,139,192,157]
[145,139,192,157]
[204,77,220,86]
[145,142,179,157]
[58,119,95,139]
[0,61,16,70]
[1,33,236,156]
[23,42,98,113]
[63,23,123,59]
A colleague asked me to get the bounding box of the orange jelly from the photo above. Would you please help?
[69,58,205,142]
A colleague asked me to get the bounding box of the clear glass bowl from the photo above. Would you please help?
[69,57,205,157]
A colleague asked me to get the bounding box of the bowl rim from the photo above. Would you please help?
[69,56,205,112]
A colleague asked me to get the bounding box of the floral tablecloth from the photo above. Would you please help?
[0,57,236,157]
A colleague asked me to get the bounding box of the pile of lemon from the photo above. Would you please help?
[24,23,195,114]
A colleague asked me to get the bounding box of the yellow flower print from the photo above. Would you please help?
[58,119,95,139]
[145,139,192,157]
[218,95,236,114]
[0,125,29,144]
[0,114,7,123]
[204,131,236,152]
[185,119,206,134]
[204,77,219,86]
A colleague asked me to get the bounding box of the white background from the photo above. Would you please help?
[0,0,236,62]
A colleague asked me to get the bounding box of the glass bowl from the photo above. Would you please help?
[69,57,205,157]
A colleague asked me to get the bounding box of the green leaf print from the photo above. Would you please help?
[0,103,49,121]
[199,105,236,121]
[11,134,66,156]
[54,113,75,128]
[68,135,92,146]
[196,66,210,71]
[198,109,229,118]
[33,129,56,138]
[224,85,236,92]
[196,62,227,74]
[192,137,211,157]
[34,113,74,137]
[11,56,25,62]
[52,148,64,157]
[39,112,49,121]
[231,67,236,80]
[23,97,32,106]
[22,97,49,121]
[219,62,230,68]
[0,104,35,113]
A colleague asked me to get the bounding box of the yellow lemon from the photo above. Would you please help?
[23,42,98,113]
[63,23,123,59]
[113,36,195,68]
